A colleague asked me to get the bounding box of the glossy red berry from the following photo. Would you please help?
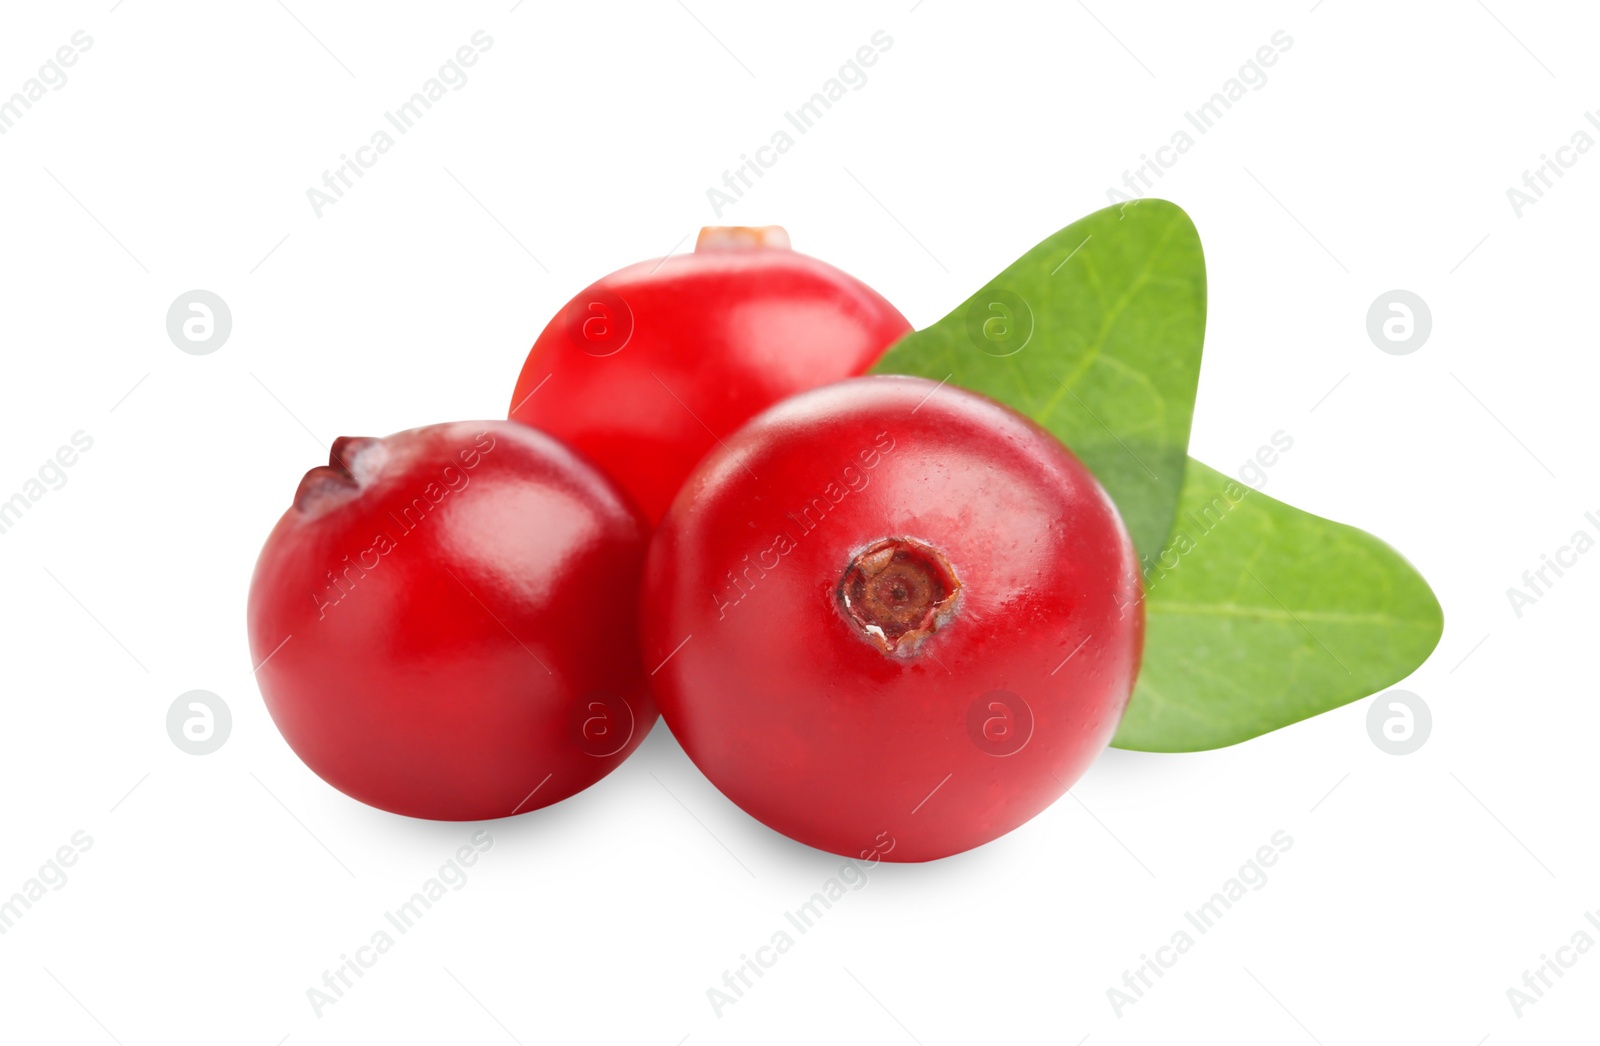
[248,421,652,820]
[508,226,911,524]
[641,376,1144,862]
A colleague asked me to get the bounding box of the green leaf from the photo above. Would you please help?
[1111,460,1444,752]
[873,199,1442,750]
[870,198,1206,562]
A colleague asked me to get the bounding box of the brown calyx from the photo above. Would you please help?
[293,436,385,516]
[836,537,962,658]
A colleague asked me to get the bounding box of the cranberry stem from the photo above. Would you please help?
[695,226,791,252]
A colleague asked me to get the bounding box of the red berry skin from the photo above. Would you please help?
[641,376,1144,862]
[508,230,911,525]
[248,421,653,821]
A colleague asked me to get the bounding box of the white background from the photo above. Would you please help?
[1,0,1594,1043]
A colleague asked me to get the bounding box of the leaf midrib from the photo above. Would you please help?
[1148,600,1438,627]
